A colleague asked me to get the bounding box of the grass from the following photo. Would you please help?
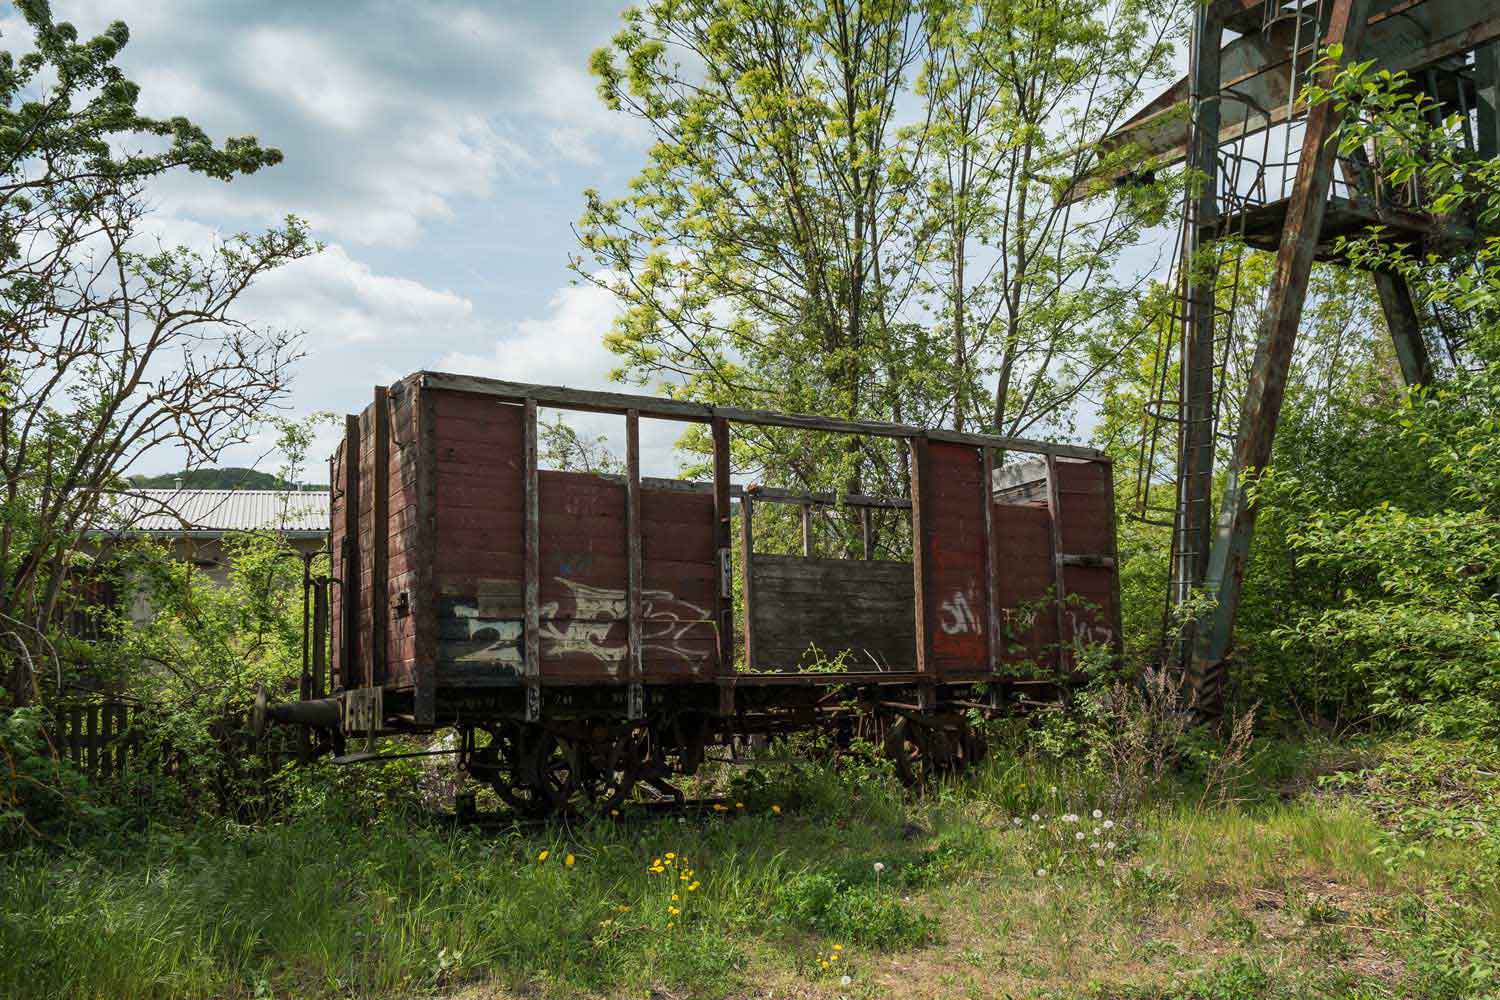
[3,736,1500,999]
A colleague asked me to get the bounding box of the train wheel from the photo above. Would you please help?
[884,716,935,786]
[469,723,553,816]
[579,729,645,814]
[526,730,585,814]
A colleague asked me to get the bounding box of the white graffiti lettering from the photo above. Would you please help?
[940,590,979,635]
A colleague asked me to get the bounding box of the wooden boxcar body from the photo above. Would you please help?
[291,371,1121,811]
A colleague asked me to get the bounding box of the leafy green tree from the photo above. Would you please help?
[0,3,316,702]
[577,0,1179,541]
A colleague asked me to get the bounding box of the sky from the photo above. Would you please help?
[3,0,681,479]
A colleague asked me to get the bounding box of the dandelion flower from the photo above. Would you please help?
[713,803,728,812]
[565,853,576,867]
[772,804,782,814]
[672,893,679,901]
[820,961,830,970]
[688,881,699,891]
[610,808,620,817]
[736,801,745,809]
[830,953,839,962]
[666,852,676,860]
[537,850,550,862]
[667,921,674,929]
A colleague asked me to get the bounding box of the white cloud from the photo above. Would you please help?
[244,245,475,345]
[438,276,687,477]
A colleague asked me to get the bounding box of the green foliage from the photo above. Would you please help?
[0,699,105,847]
[128,468,325,491]
[770,870,938,949]
[579,0,1181,524]
[1,3,314,703]
[1260,368,1500,736]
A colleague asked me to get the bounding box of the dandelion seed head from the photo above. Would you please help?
[1075,831,1085,841]
[1092,808,1103,819]
[873,862,885,873]
[1103,819,1115,830]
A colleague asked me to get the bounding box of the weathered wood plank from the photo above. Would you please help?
[523,398,541,720]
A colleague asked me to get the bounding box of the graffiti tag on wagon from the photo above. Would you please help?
[448,577,710,673]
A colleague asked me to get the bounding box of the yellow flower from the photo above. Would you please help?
[668,906,680,915]
[537,850,549,862]
[610,808,620,817]
[771,804,782,814]
[688,881,699,891]
[712,803,727,812]
[665,852,676,860]
[735,801,744,809]
[830,954,839,962]
[820,961,830,970]
[671,893,679,901]
[666,921,674,929]
[832,944,842,951]
[565,854,576,867]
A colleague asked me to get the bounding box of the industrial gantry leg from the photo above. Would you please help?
[1187,0,1374,709]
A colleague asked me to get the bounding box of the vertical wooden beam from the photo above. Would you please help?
[800,503,813,557]
[711,416,734,683]
[370,386,390,689]
[523,398,541,722]
[413,382,438,725]
[68,706,81,767]
[739,493,756,672]
[1044,455,1069,674]
[86,703,97,775]
[1195,0,1373,697]
[1102,459,1125,658]
[860,506,872,560]
[909,435,934,692]
[981,446,999,676]
[341,415,361,688]
[626,409,644,719]
[112,704,126,776]
[312,579,329,699]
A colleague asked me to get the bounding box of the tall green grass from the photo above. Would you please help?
[4,737,1499,999]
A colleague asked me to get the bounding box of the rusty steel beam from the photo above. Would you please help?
[1170,4,1226,668]
[1191,0,1375,707]
[1374,272,1434,385]
[1479,42,1500,159]
[1063,0,1500,203]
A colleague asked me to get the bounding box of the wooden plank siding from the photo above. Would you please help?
[325,373,1122,710]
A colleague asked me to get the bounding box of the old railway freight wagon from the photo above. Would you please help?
[265,371,1122,815]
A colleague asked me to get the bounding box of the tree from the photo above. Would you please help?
[0,3,316,703]
[916,0,1179,436]
[576,0,1179,534]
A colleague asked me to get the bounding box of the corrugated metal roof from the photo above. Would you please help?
[96,490,330,537]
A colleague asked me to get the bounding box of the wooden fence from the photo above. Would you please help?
[47,700,145,777]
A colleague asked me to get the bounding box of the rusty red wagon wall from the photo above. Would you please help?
[329,372,1122,725]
